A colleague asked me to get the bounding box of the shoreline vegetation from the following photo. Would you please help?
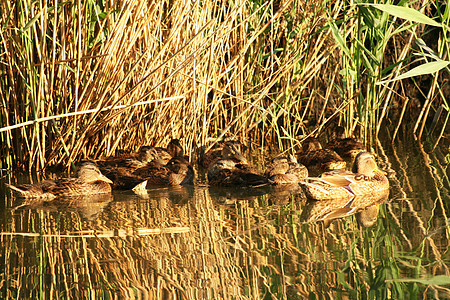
[1,0,448,171]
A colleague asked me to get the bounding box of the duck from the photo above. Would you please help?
[96,146,165,189]
[133,156,195,187]
[100,139,193,189]
[325,126,365,159]
[297,137,346,172]
[199,139,247,170]
[299,151,389,201]
[104,154,194,189]
[265,154,308,185]
[96,146,160,170]
[208,141,268,187]
[6,162,113,200]
[155,139,185,163]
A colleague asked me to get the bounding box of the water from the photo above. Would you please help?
[1,135,449,299]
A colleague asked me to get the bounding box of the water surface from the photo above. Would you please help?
[1,135,449,299]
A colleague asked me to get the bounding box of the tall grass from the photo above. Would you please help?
[0,0,447,170]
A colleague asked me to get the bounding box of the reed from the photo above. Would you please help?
[0,0,447,170]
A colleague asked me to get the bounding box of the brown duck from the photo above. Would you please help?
[299,151,389,201]
[104,141,193,189]
[298,137,346,172]
[208,141,268,187]
[325,126,365,159]
[133,156,195,186]
[199,139,247,170]
[265,154,308,185]
[155,139,185,163]
[97,146,165,189]
[96,146,160,170]
[6,162,113,199]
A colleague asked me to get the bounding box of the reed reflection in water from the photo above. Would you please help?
[1,141,450,299]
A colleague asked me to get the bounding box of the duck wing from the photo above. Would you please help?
[46,181,111,197]
[315,171,356,186]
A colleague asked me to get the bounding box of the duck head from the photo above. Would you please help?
[222,141,248,164]
[167,139,184,157]
[352,151,384,177]
[302,137,323,152]
[138,146,160,163]
[77,162,113,184]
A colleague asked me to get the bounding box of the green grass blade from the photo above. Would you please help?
[377,60,450,85]
[387,275,450,285]
[361,4,442,27]
[328,17,352,61]
[22,10,43,32]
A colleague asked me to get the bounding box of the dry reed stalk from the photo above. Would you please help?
[0,226,191,238]
[2,0,445,174]
[0,0,339,169]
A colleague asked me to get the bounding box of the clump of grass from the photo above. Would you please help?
[0,0,447,170]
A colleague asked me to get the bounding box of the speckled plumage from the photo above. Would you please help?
[98,139,189,189]
[265,154,308,185]
[326,126,365,159]
[208,141,268,187]
[200,140,247,169]
[298,137,346,172]
[155,139,185,163]
[6,162,112,199]
[299,151,389,201]
[96,146,160,170]
[134,156,195,186]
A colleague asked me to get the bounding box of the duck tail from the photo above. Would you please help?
[5,183,28,197]
[299,181,330,197]
[132,180,148,196]
[5,183,54,199]
[240,173,270,187]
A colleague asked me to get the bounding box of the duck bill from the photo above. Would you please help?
[374,167,387,175]
[98,174,113,184]
[233,152,248,164]
[156,158,167,165]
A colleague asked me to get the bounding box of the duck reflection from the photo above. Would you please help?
[131,184,194,206]
[266,183,304,204]
[300,190,388,227]
[12,193,113,221]
[208,185,273,203]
